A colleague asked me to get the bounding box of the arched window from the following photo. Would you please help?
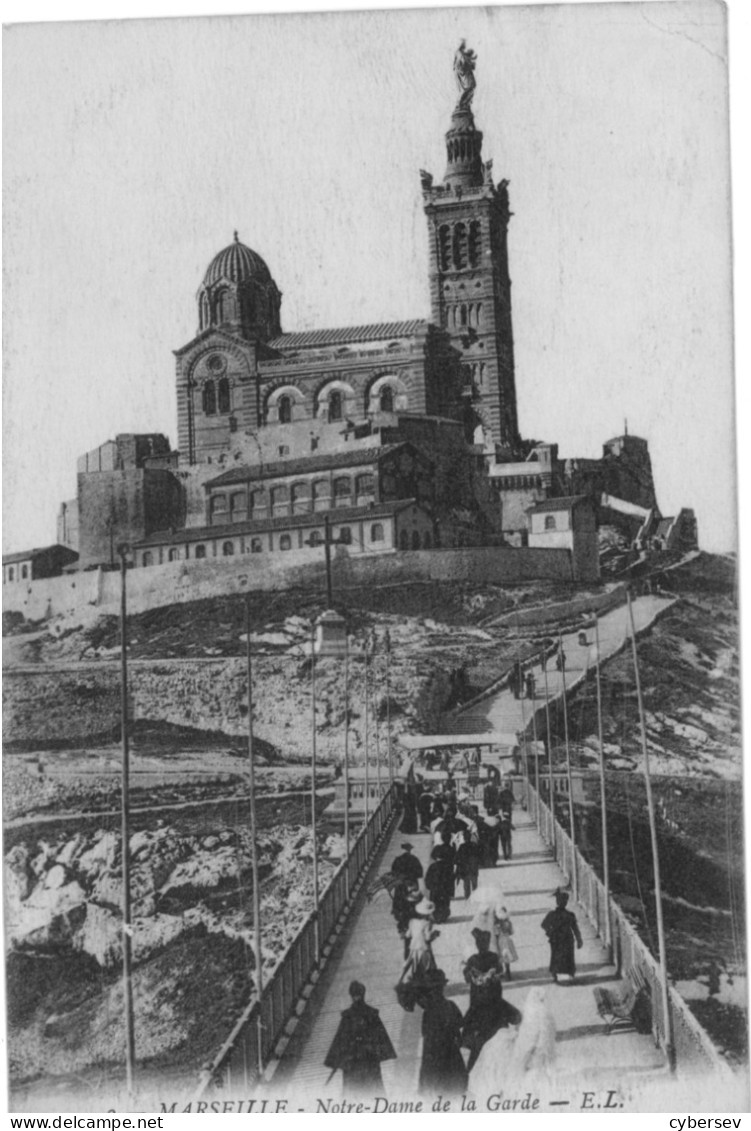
[333,477,351,505]
[21,565,28,579]
[278,395,292,424]
[202,381,216,416]
[250,537,263,553]
[142,552,153,567]
[423,531,432,549]
[544,515,557,531]
[271,485,290,515]
[411,531,421,550]
[291,482,310,514]
[210,495,227,522]
[308,530,323,546]
[218,378,231,414]
[168,548,180,562]
[328,390,343,422]
[453,223,467,270]
[355,473,375,501]
[379,386,394,413]
[460,304,468,326]
[399,530,409,551]
[370,523,384,543]
[279,534,292,551]
[338,526,352,545]
[476,303,482,328]
[222,541,235,556]
[312,479,330,510]
[7,567,14,581]
[200,293,210,329]
[439,225,451,271]
[469,220,481,267]
[194,545,206,559]
[214,288,228,323]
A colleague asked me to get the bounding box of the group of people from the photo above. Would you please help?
[324,791,584,1095]
[509,644,568,701]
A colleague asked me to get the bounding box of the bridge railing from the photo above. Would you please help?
[524,779,733,1078]
[193,783,399,1098]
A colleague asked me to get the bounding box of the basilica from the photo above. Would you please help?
[40,44,695,582]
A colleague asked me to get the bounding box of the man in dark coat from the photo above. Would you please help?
[324,981,397,1091]
[541,890,583,982]
[498,811,513,861]
[416,969,468,1095]
[425,845,454,923]
[454,829,479,899]
[392,843,423,886]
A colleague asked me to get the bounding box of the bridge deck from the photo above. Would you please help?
[266,808,666,1103]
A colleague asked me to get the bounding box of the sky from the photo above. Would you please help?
[1,1,740,554]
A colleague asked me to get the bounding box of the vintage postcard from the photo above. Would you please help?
[2,0,746,1118]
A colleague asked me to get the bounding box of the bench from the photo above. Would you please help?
[594,966,652,1035]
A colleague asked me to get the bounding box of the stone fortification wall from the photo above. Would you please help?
[3,545,578,623]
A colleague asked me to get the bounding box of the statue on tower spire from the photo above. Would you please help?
[453,40,477,110]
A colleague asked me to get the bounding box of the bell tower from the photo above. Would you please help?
[422,42,520,455]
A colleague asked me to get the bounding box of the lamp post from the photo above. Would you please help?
[306,513,347,609]
[117,545,136,1100]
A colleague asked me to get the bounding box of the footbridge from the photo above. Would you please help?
[189,594,739,1112]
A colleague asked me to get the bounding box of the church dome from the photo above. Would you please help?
[202,233,272,287]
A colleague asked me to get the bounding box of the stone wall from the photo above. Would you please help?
[4,544,580,623]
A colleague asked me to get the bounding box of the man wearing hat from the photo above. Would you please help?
[392,842,424,886]
[324,980,397,1092]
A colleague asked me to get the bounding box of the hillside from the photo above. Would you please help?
[2,555,744,1094]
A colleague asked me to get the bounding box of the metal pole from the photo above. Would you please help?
[373,632,382,798]
[593,614,612,955]
[323,514,333,608]
[531,687,541,834]
[385,630,393,785]
[364,635,370,822]
[343,633,351,888]
[310,625,320,957]
[118,546,136,1100]
[627,593,674,1070]
[542,651,555,852]
[559,631,577,900]
[245,597,264,1073]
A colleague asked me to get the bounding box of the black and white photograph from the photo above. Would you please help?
[2,0,747,1116]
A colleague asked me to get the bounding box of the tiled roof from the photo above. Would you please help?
[134,499,422,547]
[204,443,409,489]
[2,544,73,565]
[526,495,591,514]
[267,320,427,351]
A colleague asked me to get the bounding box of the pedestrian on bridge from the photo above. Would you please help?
[541,889,582,984]
[417,969,468,1096]
[498,811,513,861]
[454,828,480,900]
[426,845,454,922]
[392,842,423,886]
[462,929,521,1071]
[324,980,397,1093]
